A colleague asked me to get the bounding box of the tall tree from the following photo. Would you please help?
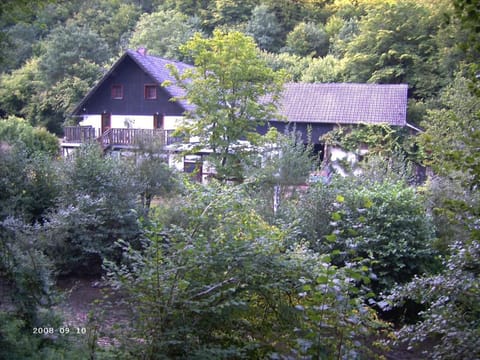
[419,74,480,180]
[283,21,330,57]
[37,22,110,86]
[128,9,199,60]
[168,30,285,181]
[452,0,480,75]
[245,4,282,52]
[73,0,141,53]
[209,0,258,28]
[0,22,110,133]
[0,0,53,69]
[341,1,444,98]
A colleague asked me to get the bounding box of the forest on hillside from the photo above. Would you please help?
[1,0,479,359]
[0,0,477,133]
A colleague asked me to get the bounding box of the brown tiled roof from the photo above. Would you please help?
[276,83,408,126]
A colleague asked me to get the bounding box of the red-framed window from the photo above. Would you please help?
[111,84,123,99]
[144,84,157,100]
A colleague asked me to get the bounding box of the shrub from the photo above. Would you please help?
[0,217,55,323]
[386,240,480,360]
[44,143,141,275]
[0,115,59,157]
[0,145,60,223]
[104,183,390,358]
[298,178,438,294]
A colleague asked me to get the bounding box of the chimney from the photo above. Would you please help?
[137,47,147,56]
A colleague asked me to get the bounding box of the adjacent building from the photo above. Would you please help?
[63,49,410,179]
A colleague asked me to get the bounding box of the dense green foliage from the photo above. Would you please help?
[0,0,479,358]
[296,179,438,294]
[128,9,200,60]
[0,143,60,223]
[169,30,285,181]
[104,183,389,359]
[0,0,467,133]
[386,240,480,360]
[0,116,59,157]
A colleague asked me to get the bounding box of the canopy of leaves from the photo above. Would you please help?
[301,54,344,82]
[37,23,110,86]
[245,4,282,52]
[169,30,285,181]
[283,21,330,57]
[72,0,141,52]
[128,9,199,60]
[418,74,480,180]
[341,0,444,98]
[387,240,480,360]
[0,116,59,156]
[105,182,389,358]
[296,178,437,294]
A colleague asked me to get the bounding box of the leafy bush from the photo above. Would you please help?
[386,240,480,360]
[104,183,390,359]
[0,206,123,359]
[0,218,76,359]
[44,143,141,275]
[105,184,294,358]
[297,178,438,294]
[0,217,55,323]
[245,129,317,220]
[128,141,181,215]
[0,115,59,157]
[289,246,390,359]
[283,22,330,57]
[0,129,60,223]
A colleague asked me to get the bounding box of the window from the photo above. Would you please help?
[111,84,123,99]
[184,157,203,183]
[144,84,157,100]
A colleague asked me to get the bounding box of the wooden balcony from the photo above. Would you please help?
[62,127,184,151]
[63,126,98,143]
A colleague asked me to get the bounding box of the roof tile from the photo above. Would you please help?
[277,83,408,126]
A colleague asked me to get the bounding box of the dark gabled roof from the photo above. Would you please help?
[72,49,193,115]
[277,83,408,126]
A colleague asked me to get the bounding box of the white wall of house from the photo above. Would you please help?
[329,146,364,176]
[79,114,100,129]
[164,116,183,130]
[79,114,184,131]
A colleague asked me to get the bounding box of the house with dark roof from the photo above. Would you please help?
[63,48,193,155]
[258,82,408,154]
[62,49,409,177]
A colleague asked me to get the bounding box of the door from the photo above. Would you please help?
[101,113,111,134]
[153,113,164,129]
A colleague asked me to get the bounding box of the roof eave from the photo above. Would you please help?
[71,52,132,116]
[71,51,189,116]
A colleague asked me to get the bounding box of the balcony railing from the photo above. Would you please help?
[100,128,168,148]
[62,127,184,149]
[165,130,186,145]
[63,126,98,143]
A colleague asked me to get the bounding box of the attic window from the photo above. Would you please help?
[111,84,123,99]
[144,84,157,100]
